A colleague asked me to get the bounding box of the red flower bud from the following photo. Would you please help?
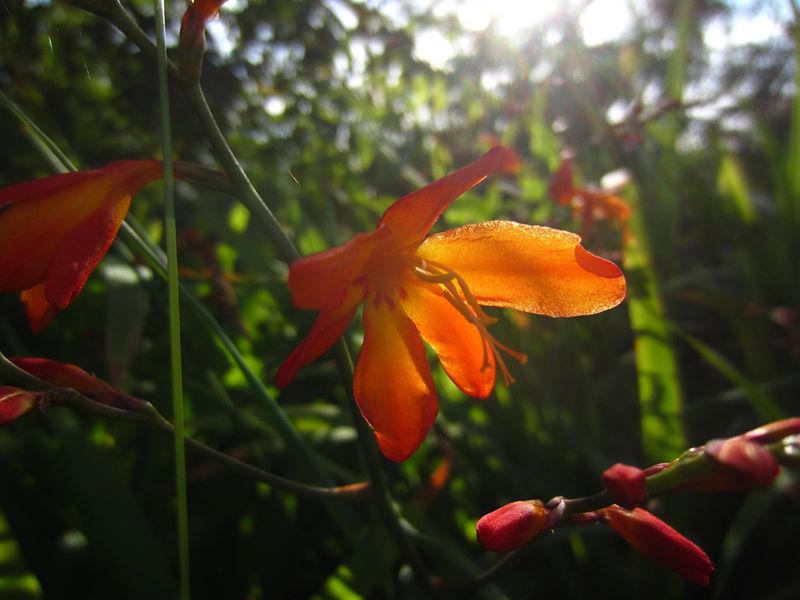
[602,463,646,509]
[0,386,41,423]
[602,505,714,585]
[476,500,549,553]
[742,417,800,445]
[701,437,779,490]
[11,357,145,412]
[179,0,227,80]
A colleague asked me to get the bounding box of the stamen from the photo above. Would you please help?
[413,258,526,386]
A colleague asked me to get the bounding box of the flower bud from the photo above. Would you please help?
[602,463,646,509]
[179,0,227,80]
[742,417,800,445]
[701,436,779,490]
[476,500,549,553]
[0,386,41,424]
[11,357,146,412]
[602,505,713,585]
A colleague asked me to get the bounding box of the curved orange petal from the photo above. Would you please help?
[20,284,57,333]
[288,229,386,310]
[44,192,132,310]
[354,298,438,462]
[275,285,364,387]
[377,147,516,246]
[401,281,495,398]
[417,221,626,317]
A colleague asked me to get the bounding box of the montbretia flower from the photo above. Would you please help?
[276,147,626,461]
[0,161,163,331]
[549,155,631,241]
[601,505,713,585]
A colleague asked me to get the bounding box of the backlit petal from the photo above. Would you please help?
[401,281,495,398]
[275,285,364,387]
[0,169,99,208]
[377,147,516,246]
[354,298,438,461]
[417,221,626,317]
[44,192,133,310]
[288,229,386,310]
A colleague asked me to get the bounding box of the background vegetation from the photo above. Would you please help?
[0,0,798,598]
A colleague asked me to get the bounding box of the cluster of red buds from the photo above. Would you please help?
[476,418,799,585]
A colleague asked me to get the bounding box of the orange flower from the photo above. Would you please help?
[602,505,713,585]
[0,161,163,331]
[548,156,631,240]
[276,147,626,461]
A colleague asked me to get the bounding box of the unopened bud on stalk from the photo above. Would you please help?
[602,463,647,509]
[179,0,227,80]
[476,500,549,553]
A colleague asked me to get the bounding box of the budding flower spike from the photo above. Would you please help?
[475,500,550,553]
[276,146,626,461]
[0,161,164,331]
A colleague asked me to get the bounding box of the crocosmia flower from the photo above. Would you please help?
[602,505,714,585]
[276,147,626,461]
[0,161,162,331]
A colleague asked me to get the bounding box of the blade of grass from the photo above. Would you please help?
[623,182,686,461]
[154,1,189,595]
[671,327,784,422]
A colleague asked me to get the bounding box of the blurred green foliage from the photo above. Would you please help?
[0,0,798,598]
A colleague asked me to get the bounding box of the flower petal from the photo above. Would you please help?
[354,298,438,461]
[275,285,364,387]
[401,281,495,398]
[288,229,386,310]
[0,169,99,208]
[417,221,626,316]
[44,192,133,310]
[377,147,516,246]
[20,284,57,333]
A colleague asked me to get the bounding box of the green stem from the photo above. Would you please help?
[333,346,433,591]
[154,1,190,597]
[0,351,368,501]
